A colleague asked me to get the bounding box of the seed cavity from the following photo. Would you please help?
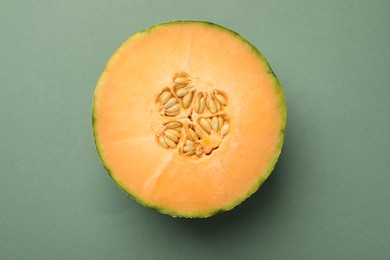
[155,73,230,158]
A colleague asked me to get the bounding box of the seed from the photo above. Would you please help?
[174,76,189,85]
[166,103,180,113]
[183,145,195,153]
[199,97,206,113]
[165,110,180,117]
[214,100,221,111]
[176,88,188,97]
[166,129,181,138]
[159,91,171,105]
[193,126,204,138]
[164,136,177,148]
[188,129,199,141]
[221,122,230,136]
[214,97,221,111]
[165,121,182,129]
[185,151,195,156]
[206,96,217,113]
[215,93,227,105]
[182,92,193,108]
[174,84,187,90]
[211,117,219,131]
[199,118,212,133]
[196,147,203,156]
[206,96,217,114]
[194,95,201,113]
[218,117,224,128]
[164,97,177,109]
[164,131,179,143]
[158,135,168,148]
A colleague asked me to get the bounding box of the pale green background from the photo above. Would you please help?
[1,0,389,259]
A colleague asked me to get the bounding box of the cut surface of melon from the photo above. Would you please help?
[93,21,286,218]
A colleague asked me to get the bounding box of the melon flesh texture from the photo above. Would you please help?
[93,21,286,217]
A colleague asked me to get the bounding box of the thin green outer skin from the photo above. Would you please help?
[92,20,287,218]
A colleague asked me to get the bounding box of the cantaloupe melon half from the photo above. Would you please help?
[93,21,286,218]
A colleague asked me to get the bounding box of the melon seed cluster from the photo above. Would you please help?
[155,73,230,158]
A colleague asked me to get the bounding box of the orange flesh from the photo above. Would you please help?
[93,22,285,217]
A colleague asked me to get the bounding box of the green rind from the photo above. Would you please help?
[92,20,286,218]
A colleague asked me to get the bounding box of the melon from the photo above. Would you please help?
[92,21,286,218]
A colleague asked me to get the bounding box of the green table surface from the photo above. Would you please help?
[1,1,390,259]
